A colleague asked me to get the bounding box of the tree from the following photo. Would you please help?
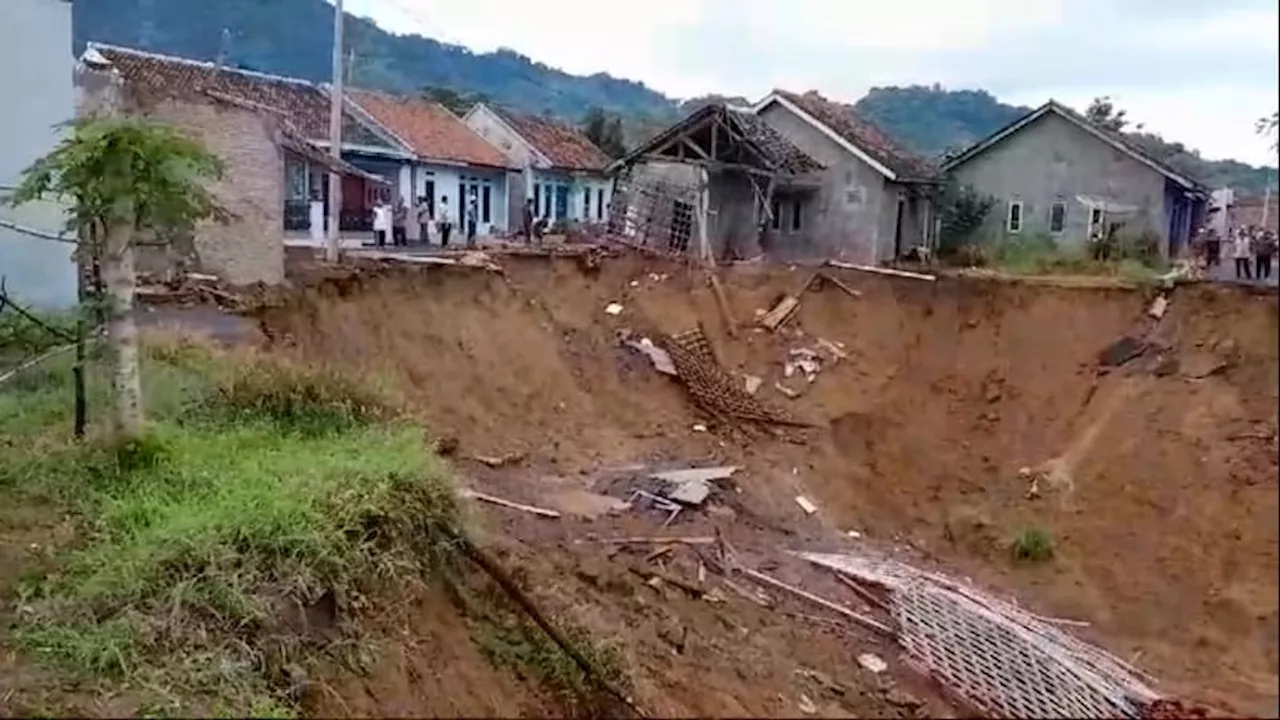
[1084,96,1130,133]
[581,106,627,159]
[934,180,996,257]
[1258,111,1279,151]
[421,85,489,116]
[10,117,226,441]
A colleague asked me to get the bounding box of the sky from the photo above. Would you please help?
[345,0,1280,166]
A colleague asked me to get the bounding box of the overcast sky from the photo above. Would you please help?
[346,0,1279,166]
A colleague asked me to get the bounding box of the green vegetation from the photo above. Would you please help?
[1011,527,1055,563]
[0,340,461,715]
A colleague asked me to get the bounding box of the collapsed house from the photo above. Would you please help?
[605,102,826,262]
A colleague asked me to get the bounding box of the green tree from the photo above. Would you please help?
[10,117,226,441]
[1258,111,1279,151]
[581,106,627,159]
[934,180,996,257]
[1084,96,1132,133]
[422,85,489,116]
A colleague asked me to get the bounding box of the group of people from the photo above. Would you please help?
[370,192,480,249]
[1194,225,1278,281]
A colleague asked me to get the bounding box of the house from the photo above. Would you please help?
[345,90,516,240]
[606,102,825,261]
[941,100,1209,257]
[463,104,614,227]
[750,90,940,264]
[0,0,78,308]
[78,42,395,283]
[1227,193,1278,235]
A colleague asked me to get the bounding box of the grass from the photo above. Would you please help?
[1011,527,1055,563]
[952,233,1169,284]
[0,336,462,716]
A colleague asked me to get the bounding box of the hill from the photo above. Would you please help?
[73,0,1277,194]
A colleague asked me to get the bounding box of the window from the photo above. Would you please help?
[1089,207,1103,230]
[583,188,591,220]
[791,199,803,232]
[597,189,605,220]
[1049,202,1066,234]
[1007,200,1023,233]
[481,185,491,223]
[770,199,781,230]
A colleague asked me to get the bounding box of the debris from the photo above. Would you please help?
[760,295,801,331]
[743,373,763,395]
[605,302,624,316]
[797,693,818,715]
[834,573,888,611]
[650,466,739,484]
[628,565,706,598]
[884,687,924,710]
[470,452,525,468]
[722,577,774,607]
[736,566,894,636]
[786,347,823,382]
[625,336,678,375]
[666,479,712,506]
[857,652,887,674]
[818,271,863,299]
[1098,336,1147,368]
[794,495,818,515]
[626,489,683,526]
[814,337,848,362]
[846,530,862,539]
[692,423,708,432]
[1178,351,1229,379]
[774,382,802,399]
[590,536,716,546]
[707,269,738,338]
[460,488,562,518]
[1147,294,1169,319]
[827,260,936,282]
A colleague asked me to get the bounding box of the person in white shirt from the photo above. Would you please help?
[1232,227,1253,280]
[372,198,394,247]
[437,196,453,248]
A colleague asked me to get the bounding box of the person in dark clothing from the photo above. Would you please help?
[437,196,452,247]
[392,197,408,246]
[521,199,536,244]
[1205,228,1222,267]
[1254,229,1275,280]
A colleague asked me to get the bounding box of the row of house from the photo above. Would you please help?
[66,38,1214,286]
[609,93,1211,266]
[74,42,616,284]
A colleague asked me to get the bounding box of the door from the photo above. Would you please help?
[892,196,906,259]
[554,185,569,221]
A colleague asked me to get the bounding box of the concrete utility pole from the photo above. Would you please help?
[325,0,346,263]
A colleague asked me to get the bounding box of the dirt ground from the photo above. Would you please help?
[245,250,1277,717]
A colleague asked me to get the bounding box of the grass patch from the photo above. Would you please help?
[1,337,461,716]
[953,233,1168,282]
[1011,527,1055,563]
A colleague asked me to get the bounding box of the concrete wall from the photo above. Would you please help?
[0,0,78,308]
[947,111,1168,248]
[757,103,892,264]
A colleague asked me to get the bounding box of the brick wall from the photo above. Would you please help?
[144,99,285,285]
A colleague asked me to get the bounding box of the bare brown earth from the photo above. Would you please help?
[252,252,1278,718]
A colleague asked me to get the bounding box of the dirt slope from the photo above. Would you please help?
[259,254,1278,716]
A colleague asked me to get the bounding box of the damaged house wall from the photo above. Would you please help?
[757,103,900,264]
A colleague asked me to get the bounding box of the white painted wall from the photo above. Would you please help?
[0,0,77,308]
[414,162,508,239]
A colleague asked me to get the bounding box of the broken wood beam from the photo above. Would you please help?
[826,260,936,282]
[736,566,895,636]
[459,488,561,518]
[817,272,863,299]
[590,535,717,546]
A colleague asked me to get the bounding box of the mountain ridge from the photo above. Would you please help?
[73,0,1277,194]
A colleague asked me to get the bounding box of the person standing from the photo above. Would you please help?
[465,189,479,249]
[415,195,433,246]
[1232,227,1253,280]
[1205,227,1222,268]
[521,199,536,245]
[371,197,389,247]
[392,197,408,246]
[437,196,453,248]
[1254,228,1275,281]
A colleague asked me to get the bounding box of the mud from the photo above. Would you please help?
[260,254,1279,717]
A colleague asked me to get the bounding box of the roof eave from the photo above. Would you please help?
[753,92,899,182]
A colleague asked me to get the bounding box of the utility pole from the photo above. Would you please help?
[325,0,346,263]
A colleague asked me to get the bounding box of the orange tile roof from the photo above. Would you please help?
[492,107,611,172]
[348,89,512,169]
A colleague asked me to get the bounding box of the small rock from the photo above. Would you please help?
[605,302,624,316]
[857,652,887,674]
[797,693,818,715]
[884,687,923,710]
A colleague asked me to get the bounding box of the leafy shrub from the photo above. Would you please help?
[1011,527,1055,563]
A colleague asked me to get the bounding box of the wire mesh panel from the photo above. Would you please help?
[798,552,1159,719]
[607,170,700,259]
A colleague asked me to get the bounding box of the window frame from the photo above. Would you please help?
[1049,202,1066,234]
[1007,200,1024,234]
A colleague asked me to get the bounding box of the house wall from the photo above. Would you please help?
[757,103,893,264]
[145,99,285,285]
[947,111,1168,249]
[465,106,541,172]
[406,162,509,238]
[0,0,78,308]
[531,170,611,224]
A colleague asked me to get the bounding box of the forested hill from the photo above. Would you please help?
[74,0,1276,193]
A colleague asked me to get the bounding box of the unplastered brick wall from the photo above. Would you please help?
[143,98,286,285]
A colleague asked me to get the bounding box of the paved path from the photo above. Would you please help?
[1206,259,1279,288]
